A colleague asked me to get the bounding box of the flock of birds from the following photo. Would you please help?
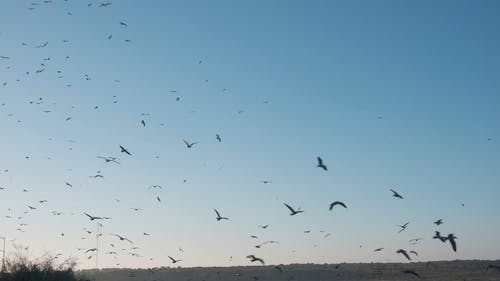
[0,1,498,280]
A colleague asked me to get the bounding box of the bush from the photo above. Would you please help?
[0,245,89,281]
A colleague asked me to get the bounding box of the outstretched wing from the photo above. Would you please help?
[449,238,457,252]
[214,209,221,218]
[283,203,295,213]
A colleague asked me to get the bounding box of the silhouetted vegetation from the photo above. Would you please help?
[0,246,88,281]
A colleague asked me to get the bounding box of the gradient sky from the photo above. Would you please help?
[0,0,499,270]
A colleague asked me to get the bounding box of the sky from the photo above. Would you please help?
[0,0,499,270]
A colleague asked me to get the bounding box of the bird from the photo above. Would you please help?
[284,203,304,216]
[168,256,182,263]
[446,233,457,252]
[119,21,128,27]
[329,201,347,210]
[409,238,424,245]
[316,156,327,171]
[434,219,443,226]
[85,248,97,253]
[111,234,133,244]
[258,224,269,229]
[390,189,404,199]
[214,209,229,221]
[183,139,198,148]
[156,196,161,203]
[120,145,131,155]
[216,134,222,142]
[97,156,120,164]
[260,180,272,184]
[373,248,384,252]
[433,231,448,242]
[84,213,110,221]
[409,250,419,257]
[246,255,265,265]
[397,222,409,233]
[402,269,421,278]
[396,249,411,261]
[141,120,146,127]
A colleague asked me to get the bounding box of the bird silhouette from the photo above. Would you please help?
[111,234,133,244]
[284,203,304,216]
[168,256,182,263]
[216,134,222,142]
[84,213,110,221]
[97,156,120,164]
[402,269,421,278]
[396,249,411,261]
[141,120,146,127]
[390,189,403,199]
[246,255,265,265]
[433,231,447,242]
[183,139,198,148]
[214,209,229,221]
[446,233,457,252]
[373,248,384,252]
[316,157,327,171]
[120,145,131,155]
[434,219,443,226]
[397,222,409,233]
[329,201,347,210]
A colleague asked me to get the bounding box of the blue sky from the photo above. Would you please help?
[0,0,499,269]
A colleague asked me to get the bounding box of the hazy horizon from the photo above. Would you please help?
[1,0,499,270]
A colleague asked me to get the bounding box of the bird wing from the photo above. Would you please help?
[448,238,457,252]
[214,209,221,218]
[284,203,295,213]
[317,157,323,165]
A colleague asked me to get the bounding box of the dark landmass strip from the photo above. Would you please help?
[79,260,500,281]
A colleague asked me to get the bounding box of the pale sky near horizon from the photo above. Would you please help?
[0,0,499,269]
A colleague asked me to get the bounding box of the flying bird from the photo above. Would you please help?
[433,231,447,242]
[111,234,133,244]
[316,157,327,171]
[446,233,457,252]
[434,219,443,226]
[402,269,421,278]
[183,139,198,148]
[396,249,411,261]
[284,203,304,216]
[216,134,222,142]
[329,201,347,210]
[120,145,131,155]
[390,189,404,199]
[84,213,110,221]
[168,256,182,263]
[397,222,409,233]
[373,248,384,252]
[246,255,265,265]
[214,209,229,221]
